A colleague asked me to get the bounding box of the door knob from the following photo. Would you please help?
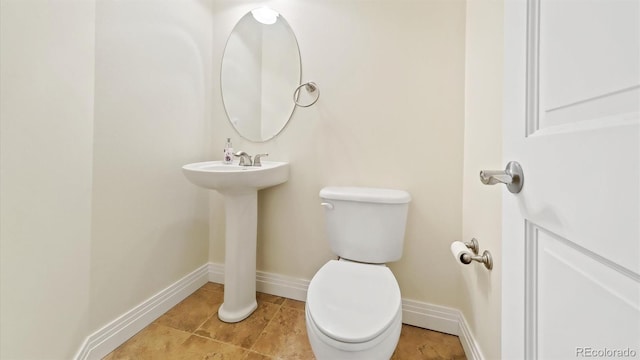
[480,161,524,194]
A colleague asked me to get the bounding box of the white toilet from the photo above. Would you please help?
[305,186,411,360]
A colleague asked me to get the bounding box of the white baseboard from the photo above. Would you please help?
[401,298,460,335]
[74,264,209,360]
[208,262,309,302]
[75,262,483,360]
[401,300,484,360]
[457,313,485,360]
[208,262,224,284]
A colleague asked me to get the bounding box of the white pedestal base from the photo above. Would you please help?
[218,190,258,323]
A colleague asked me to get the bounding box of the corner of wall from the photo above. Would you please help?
[461,0,504,359]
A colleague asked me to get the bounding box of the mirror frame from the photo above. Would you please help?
[220,7,301,142]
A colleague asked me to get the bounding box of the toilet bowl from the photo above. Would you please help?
[306,187,411,360]
[305,260,402,359]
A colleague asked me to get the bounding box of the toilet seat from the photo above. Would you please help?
[306,303,402,353]
[306,260,402,345]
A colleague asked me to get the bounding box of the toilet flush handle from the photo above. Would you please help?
[320,202,334,210]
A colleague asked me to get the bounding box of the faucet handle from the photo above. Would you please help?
[234,151,252,166]
[253,153,269,167]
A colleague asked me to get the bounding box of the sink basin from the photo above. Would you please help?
[182,160,289,193]
[181,160,289,323]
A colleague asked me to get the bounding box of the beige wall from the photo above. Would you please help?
[89,0,213,331]
[209,0,468,307]
[1,1,215,356]
[0,0,95,358]
[461,0,504,359]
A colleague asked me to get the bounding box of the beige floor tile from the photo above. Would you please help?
[195,300,281,349]
[256,292,285,305]
[181,335,247,359]
[251,307,315,360]
[154,288,224,332]
[103,323,191,360]
[242,351,273,360]
[281,298,305,311]
[201,282,224,293]
[391,324,466,360]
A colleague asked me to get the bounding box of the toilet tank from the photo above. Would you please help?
[319,187,411,263]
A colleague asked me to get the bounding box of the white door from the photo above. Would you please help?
[502,0,640,359]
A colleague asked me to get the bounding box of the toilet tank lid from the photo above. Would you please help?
[320,187,411,204]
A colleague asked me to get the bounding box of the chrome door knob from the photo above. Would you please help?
[480,161,524,194]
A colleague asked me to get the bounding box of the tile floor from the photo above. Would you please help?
[104,282,467,360]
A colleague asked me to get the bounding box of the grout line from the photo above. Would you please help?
[190,282,225,337]
[188,333,259,360]
[248,294,286,353]
[191,308,218,337]
[190,332,246,351]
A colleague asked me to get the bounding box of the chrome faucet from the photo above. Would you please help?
[253,153,268,167]
[234,151,252,166]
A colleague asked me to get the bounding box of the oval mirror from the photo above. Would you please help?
[221,7,301,142]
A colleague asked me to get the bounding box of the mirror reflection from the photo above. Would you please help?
[221,7,301,142]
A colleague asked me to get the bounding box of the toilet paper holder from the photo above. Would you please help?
[455,238,493,270]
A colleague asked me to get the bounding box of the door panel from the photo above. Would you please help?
[527,222,640,359]
[503,0,640,358]
[539,0,639,127]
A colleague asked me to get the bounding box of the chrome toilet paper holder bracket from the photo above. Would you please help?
[463,238,479,255]
[460,249,493,270]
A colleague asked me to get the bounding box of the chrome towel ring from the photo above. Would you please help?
[293,81,320,107]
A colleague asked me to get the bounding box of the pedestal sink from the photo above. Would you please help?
[182,160,289,322]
